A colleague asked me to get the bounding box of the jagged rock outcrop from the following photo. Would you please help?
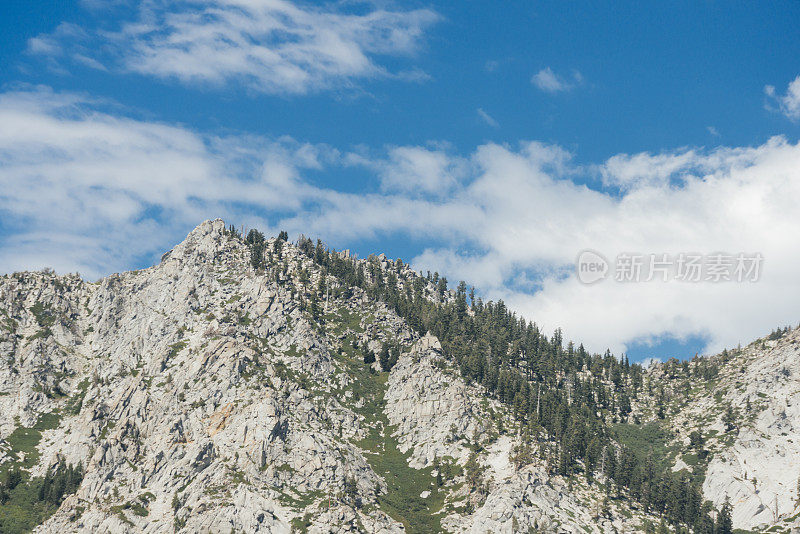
[2,221,401,533]
[385,334,487,469]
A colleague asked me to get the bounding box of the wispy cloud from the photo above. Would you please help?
[707,126,720,137]
[531,67,582,93]
[27,0,440,95]
[477,108,499,128]
[3,87,800,359]
[765,75,800,121]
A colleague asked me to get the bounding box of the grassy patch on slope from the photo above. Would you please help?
[332,335,444,533]
[0,412,80,534]
[611,421,676,471]
[4,412,61,473]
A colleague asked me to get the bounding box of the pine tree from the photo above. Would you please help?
[433,457,443,486]
[716,498,733,534]
[309,294,322,321]
[379,344,392,372]
[5,468,22,490]
[618,391,632,419]
[342,475,360,508]
[436,276,448,297]
[464,450,484,491]
[511,441,534,469]
[245,229,266,270]
[689,430,704,450]
[723,405,737,432]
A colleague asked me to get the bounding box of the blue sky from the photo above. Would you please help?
[4,1,799,157]
[1,0,799,362]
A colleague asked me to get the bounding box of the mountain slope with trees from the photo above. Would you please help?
[0,219,793,533]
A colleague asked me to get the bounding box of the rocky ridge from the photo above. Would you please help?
[0,219,796,533]
[636,329,800,532]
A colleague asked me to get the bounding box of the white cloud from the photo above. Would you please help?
[3,87,800,360]
[28,0,439,95]
[346,145,466,196]
[297,137,800,357]
[380,147,458,194]
[0,87,327,277]
[531,67,581,93]
[27,23,87,56]
[477,108,499,128]
[765,76,800,121]
[601,150,700,190]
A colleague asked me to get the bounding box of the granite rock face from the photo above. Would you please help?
[0,219,795,533]
[2,220,399,533]
[689,334,800,530]
[634,329,800,532]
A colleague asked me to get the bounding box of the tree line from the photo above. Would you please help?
[0,461,84,533]
[235,230,731,532]
[287,236,731,532]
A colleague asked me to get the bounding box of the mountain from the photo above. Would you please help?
[0,219,796,533]
[637,330,800,532]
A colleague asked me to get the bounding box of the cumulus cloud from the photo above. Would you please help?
[531,67,582,93]
[27,0,439,95]
[765,76,800,121]
[300,137,800,357]
[3,87,800,360]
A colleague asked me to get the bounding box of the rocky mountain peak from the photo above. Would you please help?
[0,223,796,533]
